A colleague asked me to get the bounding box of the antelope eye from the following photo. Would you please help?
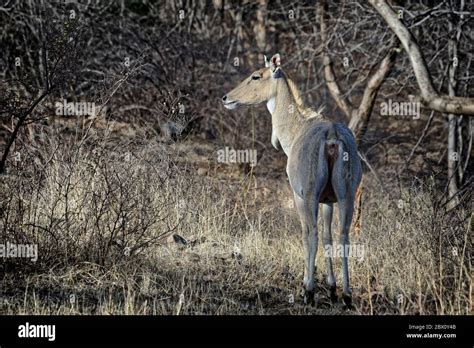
[252,75,261,80]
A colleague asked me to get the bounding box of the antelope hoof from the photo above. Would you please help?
[301,288,315,306]
[329,286,338,303]
[342,293,353,309]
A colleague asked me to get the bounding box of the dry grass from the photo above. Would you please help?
[0,126,471,315]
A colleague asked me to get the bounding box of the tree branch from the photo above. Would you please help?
[0,91,49,174]
[369,0,474,115]
[318,1,353,123]
[349,47,397,139]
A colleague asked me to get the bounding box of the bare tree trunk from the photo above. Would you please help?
[448,113,459,207]
[446,0,464,208]
[447,53,459,206]
[254,0,267,64]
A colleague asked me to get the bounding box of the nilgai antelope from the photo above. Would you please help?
[222,54,362,306]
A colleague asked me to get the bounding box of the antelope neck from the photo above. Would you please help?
[267,76,305,156]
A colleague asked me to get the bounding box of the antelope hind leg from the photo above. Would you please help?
[322,203,337,303]
[294,193,318,305]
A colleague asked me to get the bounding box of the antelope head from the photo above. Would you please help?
[222,54,282,110]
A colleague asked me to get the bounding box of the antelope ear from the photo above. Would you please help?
[264,55,270,68]
[270,53,281,73]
